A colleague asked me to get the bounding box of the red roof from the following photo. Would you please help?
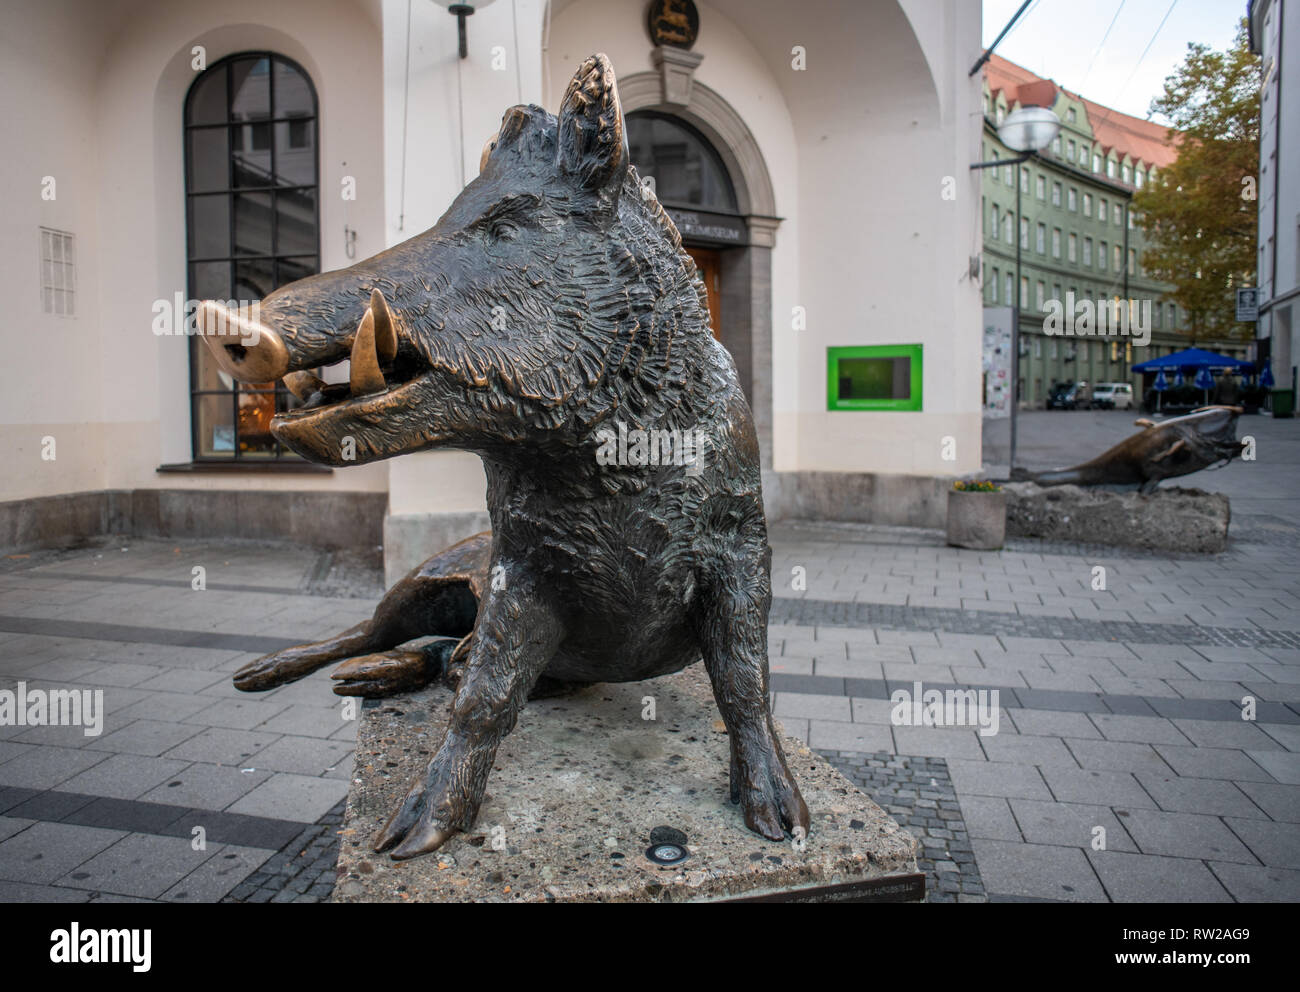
[984,54,1177,171]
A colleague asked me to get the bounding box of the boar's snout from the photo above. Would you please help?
[197,301,291,383]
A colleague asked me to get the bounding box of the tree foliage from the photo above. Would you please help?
[1133,19,1260,343]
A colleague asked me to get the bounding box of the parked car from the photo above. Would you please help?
[1091,382,1135,410]
[1047,380,1090,410]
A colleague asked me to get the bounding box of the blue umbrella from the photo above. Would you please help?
[1261,361,1275,389]
[1152,369,1168,412]
[1174,370,1185,387]
[1194,366,1214,403]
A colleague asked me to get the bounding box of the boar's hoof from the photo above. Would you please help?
[330,643,449,697]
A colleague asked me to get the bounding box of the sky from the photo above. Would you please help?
[981,0,1246,124]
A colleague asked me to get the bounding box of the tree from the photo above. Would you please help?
[1133,20,1260,344]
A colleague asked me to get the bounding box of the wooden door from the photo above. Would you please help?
[686,245,722,341]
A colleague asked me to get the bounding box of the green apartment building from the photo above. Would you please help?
[980,55,1250,410]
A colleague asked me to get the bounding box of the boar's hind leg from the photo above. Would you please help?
[374,577,563,860]
[694,571,811,842]
[232,570,479,693]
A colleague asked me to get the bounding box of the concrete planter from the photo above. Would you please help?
[946,488,1007,550]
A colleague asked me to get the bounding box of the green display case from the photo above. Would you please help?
[826,344,923,411]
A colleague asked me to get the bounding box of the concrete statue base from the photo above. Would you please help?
[332,665,921,903]
[1005,482,1230,552]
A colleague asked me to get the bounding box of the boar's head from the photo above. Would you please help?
[198,54,708,472]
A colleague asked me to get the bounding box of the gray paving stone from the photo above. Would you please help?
[806,720,893,753]
[772,692,851,722]
[1065,739,1173,775]
[971,839,1106,902]
[56,753,191,801]
[1154,744,1282,783]
[1245,749,1300,784]
[946,759,1050,800]
[1009,799,1138,852]
[1007,708,1102,739]
[1088,713,1191,746]
[1236,781,1300,822]
[83,718,205,758]
[0,745,109,790]
[0,821,127,883]
[1040,768,1158,809]
[1120,808,1257,864]
[244,737,353,778]
[162,727,280,766]
[161,844,272,902]
[58,832,209,899]
[0,816,34,842]
[0,879,93,901]
[1134,772,1267,819]
[960,796,1022,841]
[1170,718,1282,750]
[1224,818,1300,870]
[891,727,986,761]
[226,773,348,822]
[980,735,1079,768]
[137,762,271,810]
[1207,862,1300,902]
[1260,723,1300,752]
[1088,850,1232,902]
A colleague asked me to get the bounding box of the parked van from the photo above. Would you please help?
[1092,382,1135,410]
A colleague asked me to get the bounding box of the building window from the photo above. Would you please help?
[1067,139,1076,161]
[1053,283,1062,302]
[184,52,320,461]
[39,228,76,316]
[1052,182,1062,206]
[1100,241,1108,270]
[1107,158,1116,178]
[1021,276,1029,308]
[991,267,999,302]
[1083,238,1092,266]
[1113,203,1122,225]
[1020,217,1029,250]
[1052,135,1062,155]
[1036,222,1046,253]
[1169,303,1176,326]
[1093,153,1102,173]
[1052,228,1061,258]
[1050,338,1058,359]
[1154,303,1161,327]
[991,149,1000,182]
[1067,107,1078,124]
[1036,174,1046,199]
[1122,164,1132,184]
[991,204,1000,240]
[1036,280,1045,310]
[1005,273,1014,305]
[1113,245,1122,270]
[1082,193,1092,216]
[826,345,923,412]
[1079,145,1089,165]
[1034,337,1042,358]
[1068,187,1078,211]
[626,112,738,212]
[1004,162,1014,185]
[1003,212,1014,243]
[1068,233,1077,262]
[1098,197,1107,221]
[1134,169,1144,188]
[1128,248,1137,274]
[1021,166,1030,193]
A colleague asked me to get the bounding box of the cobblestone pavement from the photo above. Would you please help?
[1,415,1298,901]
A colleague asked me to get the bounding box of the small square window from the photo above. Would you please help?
[827,345,923,412]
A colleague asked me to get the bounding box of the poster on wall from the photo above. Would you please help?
[982,306,1014,419]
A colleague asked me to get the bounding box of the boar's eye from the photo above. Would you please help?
[489,218,520,242]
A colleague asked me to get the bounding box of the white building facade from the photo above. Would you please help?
[1,0,984,578]
[1251,0,1300,398]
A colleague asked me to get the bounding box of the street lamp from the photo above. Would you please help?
[971,105,1061,474]
[430,0,497,59]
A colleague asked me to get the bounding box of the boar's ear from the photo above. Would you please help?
[557,54,628,194]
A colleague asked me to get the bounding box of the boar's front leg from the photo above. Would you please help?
[373,574,563,860]
[695,564,811,842]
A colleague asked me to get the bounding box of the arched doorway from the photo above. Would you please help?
[627,111,740,345]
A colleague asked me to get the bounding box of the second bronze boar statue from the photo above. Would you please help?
[200,54,809,861]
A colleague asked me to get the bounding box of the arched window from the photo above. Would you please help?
[184,53,319,460]
[626,111,738,213]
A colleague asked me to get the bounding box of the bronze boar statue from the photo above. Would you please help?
[198,55,809,861]
[1012,405,1244,494]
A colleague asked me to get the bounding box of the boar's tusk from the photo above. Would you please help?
[370,288,398,363]
[349,308,387,397]
[479,134,497,175]
[283,370,327,401]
